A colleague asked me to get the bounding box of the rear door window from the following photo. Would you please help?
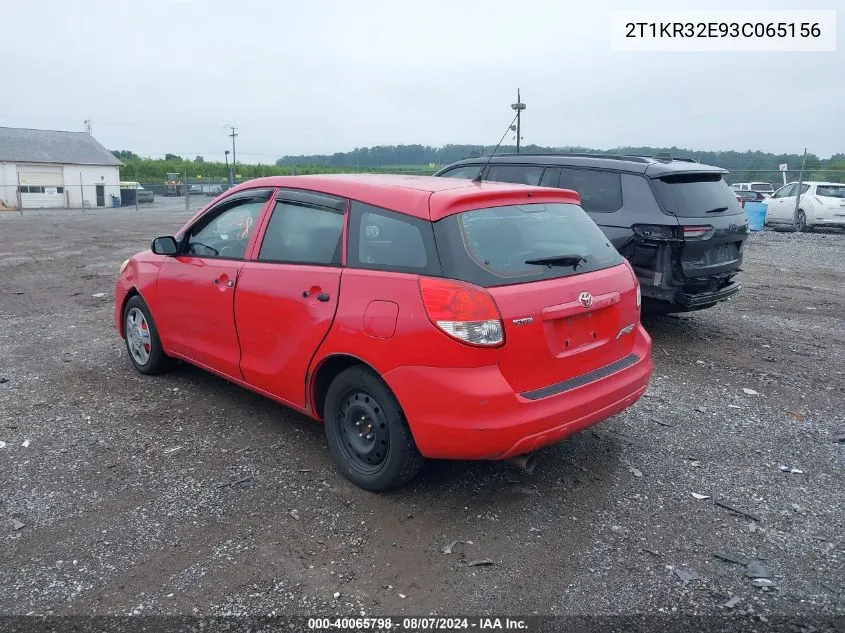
[486,165,544,186]
[652,173,743,217]
[258,202,344,265]
[558,168,623,213]
[433,202,623,288]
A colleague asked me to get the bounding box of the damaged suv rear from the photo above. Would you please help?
[435,154,749,313]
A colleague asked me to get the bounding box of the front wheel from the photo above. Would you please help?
[797,210,808,232]
[324,367,423,492]
[123,295,174,375]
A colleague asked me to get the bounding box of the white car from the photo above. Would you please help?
[764,181,845,231]
[731,182,775,198]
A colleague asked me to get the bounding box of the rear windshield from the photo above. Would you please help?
[652,173,744,217]
[817,185,845,198]
[750,182,774,192]
[432,202,623,288]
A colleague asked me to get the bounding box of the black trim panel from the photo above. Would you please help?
[520,353,640,401]
[276,188,346,211]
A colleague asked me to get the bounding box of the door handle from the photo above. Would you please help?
[302,289,330,302]
[214,277,235,288]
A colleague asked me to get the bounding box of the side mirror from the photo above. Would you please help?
[151,236,178,256]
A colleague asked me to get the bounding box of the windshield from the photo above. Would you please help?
[750,182,774,192]
[432,202,622,287]
[816,185,845,198]
[652,173,744,217]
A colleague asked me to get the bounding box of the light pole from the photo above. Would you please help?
[225,150,232,187]
[224,125,238,182]
[510,89,526,153]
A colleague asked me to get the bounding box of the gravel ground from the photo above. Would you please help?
[0,207,843,625]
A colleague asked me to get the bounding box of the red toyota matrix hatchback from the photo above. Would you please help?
[115,174,652,491]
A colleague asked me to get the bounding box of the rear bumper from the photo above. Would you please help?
[383,327,652,460]
[674,280,741,307]
[640,279,740,307]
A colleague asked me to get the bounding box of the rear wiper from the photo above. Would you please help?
[524,254,587,268]
[705,206,729,213]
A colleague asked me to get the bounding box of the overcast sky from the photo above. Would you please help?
[2,0,841,161]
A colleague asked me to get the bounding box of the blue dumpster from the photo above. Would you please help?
[111,194,121,208]
[744,201,767,232]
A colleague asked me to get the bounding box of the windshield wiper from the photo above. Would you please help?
[524,254,587,268]
[705,206,729,213]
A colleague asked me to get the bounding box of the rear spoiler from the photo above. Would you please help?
[431,185,581,220]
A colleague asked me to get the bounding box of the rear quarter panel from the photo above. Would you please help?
[311,268,499,378]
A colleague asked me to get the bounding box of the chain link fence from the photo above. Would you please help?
[726,169,845,189]
[3,166,843,214]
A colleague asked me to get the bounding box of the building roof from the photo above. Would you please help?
[436,153,728,177]
[0,127,122,166]
[209,173,581,221]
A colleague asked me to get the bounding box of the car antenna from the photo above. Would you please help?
[472,111,521,183]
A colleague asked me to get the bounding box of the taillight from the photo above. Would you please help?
[418,277,504,347]
[682,225,713,239]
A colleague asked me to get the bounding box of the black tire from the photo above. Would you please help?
[324,366,423,492]
[122,295,174,375]
[797,210,808,232]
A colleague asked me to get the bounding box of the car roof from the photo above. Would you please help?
[438,153,728,177]
[223,173,581,221]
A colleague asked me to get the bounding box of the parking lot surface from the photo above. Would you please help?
[1,206,843,620]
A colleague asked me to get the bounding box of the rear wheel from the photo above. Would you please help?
[324,366,423,492]
[123,295,174,375]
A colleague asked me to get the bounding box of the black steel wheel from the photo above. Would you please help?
[324,366,423,491]
[336,388,390,473]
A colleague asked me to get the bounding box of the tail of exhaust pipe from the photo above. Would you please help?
[505,453,536,474]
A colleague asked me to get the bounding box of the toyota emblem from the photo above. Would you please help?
[578,291,593,308]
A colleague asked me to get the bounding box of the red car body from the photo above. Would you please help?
[115,175,652,470]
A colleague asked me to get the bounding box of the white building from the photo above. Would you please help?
[0,127,121,209]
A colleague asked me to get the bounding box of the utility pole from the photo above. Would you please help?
[225,125,238,183]
[792,147,808,230]
[511,89,526,153]
[225,150,232,187]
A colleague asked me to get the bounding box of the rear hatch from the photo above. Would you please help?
[650,172,748,279]
[816,184,845,211]
[433,201,641,394]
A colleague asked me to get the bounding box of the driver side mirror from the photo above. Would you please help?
[151,236,178,256]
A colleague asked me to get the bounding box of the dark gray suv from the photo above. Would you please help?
[434,154,749,313]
